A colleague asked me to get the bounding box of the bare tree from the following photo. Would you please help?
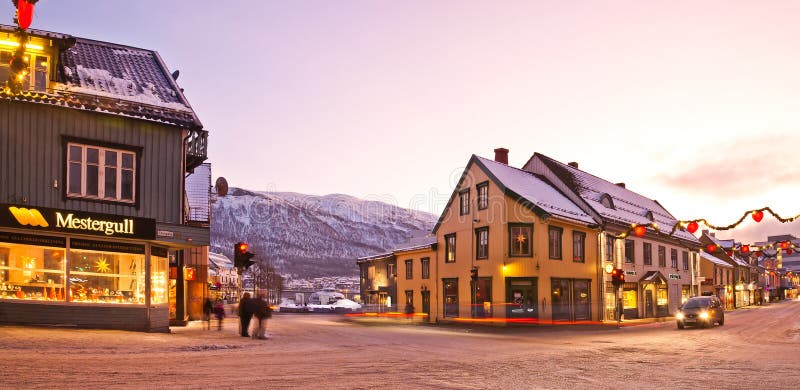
[249,257,284,305]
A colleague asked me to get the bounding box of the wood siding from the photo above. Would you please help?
[0,101,184,223]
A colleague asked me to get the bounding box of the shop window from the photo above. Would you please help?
[66,142,137,204]
[623,289,638,310]
[548,226,563,260]
[0,243,65,301]
[657,287,668,306]
[509,224,532,257]
[475,227,489,260]
[151,251,168,305]
[421,257,430,279]
[69,249,145,304]
[472,277,492,318]
[445,234,456,263]
[443,278,459,317]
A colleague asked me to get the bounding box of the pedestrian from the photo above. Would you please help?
[203,297,213,330]
[213,299,225,331]
[238,292,253,337]
[251,293,272,339]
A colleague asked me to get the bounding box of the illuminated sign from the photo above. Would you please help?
[0,204,155,240]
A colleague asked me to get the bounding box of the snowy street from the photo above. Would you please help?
[2,300,799,389]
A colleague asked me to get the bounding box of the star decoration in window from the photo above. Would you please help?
[516,234,527,244]
[95,258,111,273]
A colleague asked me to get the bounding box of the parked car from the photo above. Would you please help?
[676,296,724,329]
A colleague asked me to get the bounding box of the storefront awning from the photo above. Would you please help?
[640,270,667,285]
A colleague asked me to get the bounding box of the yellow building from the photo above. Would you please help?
[430,149,601,323]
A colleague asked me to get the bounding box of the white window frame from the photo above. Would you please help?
[66,142,136,204]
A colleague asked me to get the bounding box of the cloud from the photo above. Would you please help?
[656,132,800,197]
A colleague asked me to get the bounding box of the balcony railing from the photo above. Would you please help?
[186,129,208,171]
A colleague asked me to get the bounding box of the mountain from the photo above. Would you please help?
[210,188,438,278]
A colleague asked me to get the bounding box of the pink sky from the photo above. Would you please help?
[5,1,799,243]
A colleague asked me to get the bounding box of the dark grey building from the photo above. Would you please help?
[0,25,208,331]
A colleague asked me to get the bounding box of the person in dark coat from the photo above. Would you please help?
[238,292,253,337]
[203,298,214,330]
[213,299,225,331]
[251,293,271,339]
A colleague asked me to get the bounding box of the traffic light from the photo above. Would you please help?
[611,268,625,287]
[234,242,255,270]
[470,266,479,282]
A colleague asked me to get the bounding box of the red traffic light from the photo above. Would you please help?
[611,268,625,285]
[236,242,248,254]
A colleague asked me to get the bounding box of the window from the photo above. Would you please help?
[405,259,413,280]
[387,263,396,278]
[459,189,470,216]
[477,182,488,210]
[682,251,689,271]
[405,290,414,307]
[600,194,615,209]
[643,243,652,265]
[0,50,49,92]
[67,142,136,203]
[671,248,678,269]
[0,244,64,302]
[475,227,489,260]
[625,239,635,263]
[421,257,430,279]
[443,278,459,317]
[445,234,456,263]
[658,246,666,267]
[605,234,614,262]
[548,226,563,259]
[509,224,532,257]
[69,248,151,304]
[572,231,585,262]
[645,211,655,222]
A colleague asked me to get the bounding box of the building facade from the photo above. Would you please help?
[0,25,208,331]
[357,252,398,312]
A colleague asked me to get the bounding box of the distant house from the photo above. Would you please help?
[357,252,397,311]
[0,25,209,331]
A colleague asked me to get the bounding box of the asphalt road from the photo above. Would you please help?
[1,300,799,389]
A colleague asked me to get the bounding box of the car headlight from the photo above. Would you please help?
[699,312,709,319]
[676,312,684,320]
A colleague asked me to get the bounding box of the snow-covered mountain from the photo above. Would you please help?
[211,188,438,278]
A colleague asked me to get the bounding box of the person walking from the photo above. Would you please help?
[238,292,253,337]
[251,293,271,339]
[202,298,213,330]
[213,299,225,331]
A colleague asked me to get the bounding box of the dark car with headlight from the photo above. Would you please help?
[676,296,724,329]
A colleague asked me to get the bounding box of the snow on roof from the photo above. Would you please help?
[532,154,699,243]
[732,256,751,267]
[699,251,733,268]
[209,252,233,270]
[475,156,595,224]
[393,239,436,253]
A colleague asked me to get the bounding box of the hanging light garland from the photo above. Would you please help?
[613,207,800,256]
[4,0,38,95]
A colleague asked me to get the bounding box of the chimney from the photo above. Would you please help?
[568,162,579,169]
[494,148,509,164]
[616,182,626,188]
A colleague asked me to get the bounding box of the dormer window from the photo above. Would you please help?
[600,193,615,209]
[0,45,50,92]
[645,210,655,222]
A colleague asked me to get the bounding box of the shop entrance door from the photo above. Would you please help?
[573,280,591,321]
[506,278,538,319]
[644,290,653,318]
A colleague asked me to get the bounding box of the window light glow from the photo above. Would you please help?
[0,40,44,51]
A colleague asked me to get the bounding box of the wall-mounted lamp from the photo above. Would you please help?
[536,261,540,271]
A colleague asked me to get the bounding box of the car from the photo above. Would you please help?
[675,296,724,329]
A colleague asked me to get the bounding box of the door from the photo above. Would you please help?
[551,278,572,321]
[573,280,591,321]
[421,291,430,319]
[506,278,538,319]
[644,290,653,318]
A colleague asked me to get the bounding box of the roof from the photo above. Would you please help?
[393,239,437,253]
[529,153,699,244]
[474,156,595,224]
[640,270,667,284]
[0,24,202,129]
[699,251,733,268]
[356,252,394,263]
[208,252,233,270]
[732,256,750,267]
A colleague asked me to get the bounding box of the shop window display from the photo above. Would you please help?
[150,253,168,305]
[70,249,144,304]
[0,244,66,301]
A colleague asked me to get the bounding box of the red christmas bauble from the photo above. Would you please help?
[787,249,794,255]
[780,241,789,250]
[707,244,717,253]
[741,245,750,254]
[756,251,762,257]
[633,225,646,237]
[751,210,764,223]
[726,250,733,257]
[686,221,699,234]
[17,0,34,29]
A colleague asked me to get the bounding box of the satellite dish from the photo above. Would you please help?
[215,177,229,197]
